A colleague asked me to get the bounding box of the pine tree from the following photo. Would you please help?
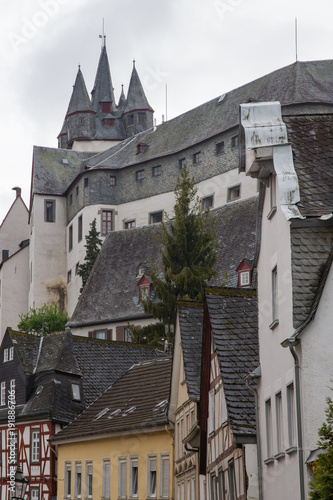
[77,218,103,292]
[310,396,333,499]
[143,166,217,329]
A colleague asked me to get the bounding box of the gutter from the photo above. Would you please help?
[281,337,305,500]
[244,365,263,500]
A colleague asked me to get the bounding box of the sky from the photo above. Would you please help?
[0,0,332,223]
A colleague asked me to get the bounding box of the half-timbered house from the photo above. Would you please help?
[0,329,165,500]
[201,288,259,500]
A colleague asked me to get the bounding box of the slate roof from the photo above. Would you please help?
[32,146,94,196]
[123,63,154,114]
[51,357,172,442]
[206,288,259,437]
[2,330,165,424]
[91,46,116,113]
[66,67,95,116]
[84,60,333,170]
[178,303,204,400]
[68,196,258,327]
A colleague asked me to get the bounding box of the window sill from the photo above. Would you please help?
[267,206,277,220]
[264,457,274,465]
[269,319,279,330]
[274,452,285,461]
[286,446,297,455]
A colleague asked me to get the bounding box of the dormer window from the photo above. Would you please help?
[101,101,111,113]
[71,383,81,401]
[138,275,151,302]
[136,143,148,155]
[236,260,252,288]
[104,118,114,127]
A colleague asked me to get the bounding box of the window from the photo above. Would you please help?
[76,186,79,197]
[136,169,145,181]
[101,102,111,113]
[69,225,73,251]
[271,266,279,327]
[31,430,40,463]
[227,185,241,202]
[78,215,82,242]
[228,460,236,500]
[85,462,93,498]
[138,112,146,124]
[71,383,81,401]
[130,458,138,498]
[124,327,132,342]
[287,383,296,448]
[102,459,110,499]
[102,211,113,235]
[268,174,277,219]
[1,382,5,406]
[45,200,55,222]
[149,211,163,224]
[75,263,80,275]
[3,349,8,362]
[218,468,225,500]
[140,284,149,301]
[30,488,39,500]
[74,462,82,499]
[110,176,116,186]
[240,271,250,287]
[9,347,14,361]
[276,392,284,454]
[118,458,127,499]
[10,379,15,392]
[84,177,89,188]
[160,455,169,498]
[67,270,72,284]
[202,195,214,209]
[152,165,162,177]
[193,151,201,164]
[104,118,114,127]
[208,388,215,435]
[231,135,239,148]
[148,456,157,498]
[179,158,186,169]
[64,462,71,498]
[69,194,73,206]
[127,114,135,125]
[125,220,136,229]
[265,398,273,458]
[210,473,217,500]
[216,141,225,155]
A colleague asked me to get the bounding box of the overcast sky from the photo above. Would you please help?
[0,0,332,223]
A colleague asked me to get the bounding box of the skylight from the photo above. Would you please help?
[95,408,109,420]
[108,409,122,419]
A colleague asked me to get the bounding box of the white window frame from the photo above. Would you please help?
[287,383,296,448]
[227,184,241,202]
[129,456,138,498]
[1,382,6,406]
[71,383,81,401]
[271,265,279,326]
[208,388,215,435]
[9,347,14,361]
[85,462,93,499]
[147,455,157,499]
[30,487,39,500]
[118,457,127,499]
[74,462,82,499]
[240,271,250,287]
[265,398,273,458]
[160,454,169,498]
[64,462,71,498]
[3,349,8,362]
[275,391,284,454]
[102,459,110,499]
[202,195,214,210]
[31,429,40,463]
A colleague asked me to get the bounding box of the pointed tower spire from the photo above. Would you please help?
[117,84,126,111]
[122,62,154,136]
[91,44,116,113]
[57,66,96,149]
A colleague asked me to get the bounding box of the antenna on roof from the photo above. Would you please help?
[295,17,298,62]
[99,18,106,47]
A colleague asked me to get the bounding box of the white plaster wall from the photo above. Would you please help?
[70,315,159,339]
[0,246,29,341]
[72,140,122,152]
[257,178,299,500]
[0,195,29,257]
[29,195,67,311]
[300,264,333,495]
[245,444,259,500]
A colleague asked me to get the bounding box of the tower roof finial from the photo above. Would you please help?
[99,18,106,48]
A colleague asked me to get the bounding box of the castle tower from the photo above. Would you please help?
[122,61,154,136]
[58,67,96,149]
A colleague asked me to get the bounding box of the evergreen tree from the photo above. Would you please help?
[77,218,103,292]
[310,396,333,499]
[143,167,217,330]
[18,303,70,336]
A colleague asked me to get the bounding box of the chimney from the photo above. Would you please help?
[12,186,21,198]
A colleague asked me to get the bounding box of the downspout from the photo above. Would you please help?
[245,366,263,500]
[287,338,305,500]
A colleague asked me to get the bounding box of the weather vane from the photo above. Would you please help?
[99,18,106,47]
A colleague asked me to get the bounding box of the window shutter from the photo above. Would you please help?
[161,457,169,497]
[116,327,125,341]
[88,331,96,338]
[106,329,112,340]
[120,461,126,496]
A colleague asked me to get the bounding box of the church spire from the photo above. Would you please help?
[123,61,154,114]
[91,44,115,113]
[66,66,94,116]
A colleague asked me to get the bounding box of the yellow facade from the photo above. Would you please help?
[56,428,174,500]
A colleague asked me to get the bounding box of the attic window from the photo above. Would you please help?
[101,102,111,113]
[36,385,43,395]
[71,383,81,401]
[104,118,114,127]
[137,143,143,154]
[139,284,150,301]
[154,399,168,412]
[227,185,241,202]
[202,195,214,210]
[240,271,250,287]
[62,159,69,165]
[122,406,136,416]
[95,408,109,420]
[108,409,122,419]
